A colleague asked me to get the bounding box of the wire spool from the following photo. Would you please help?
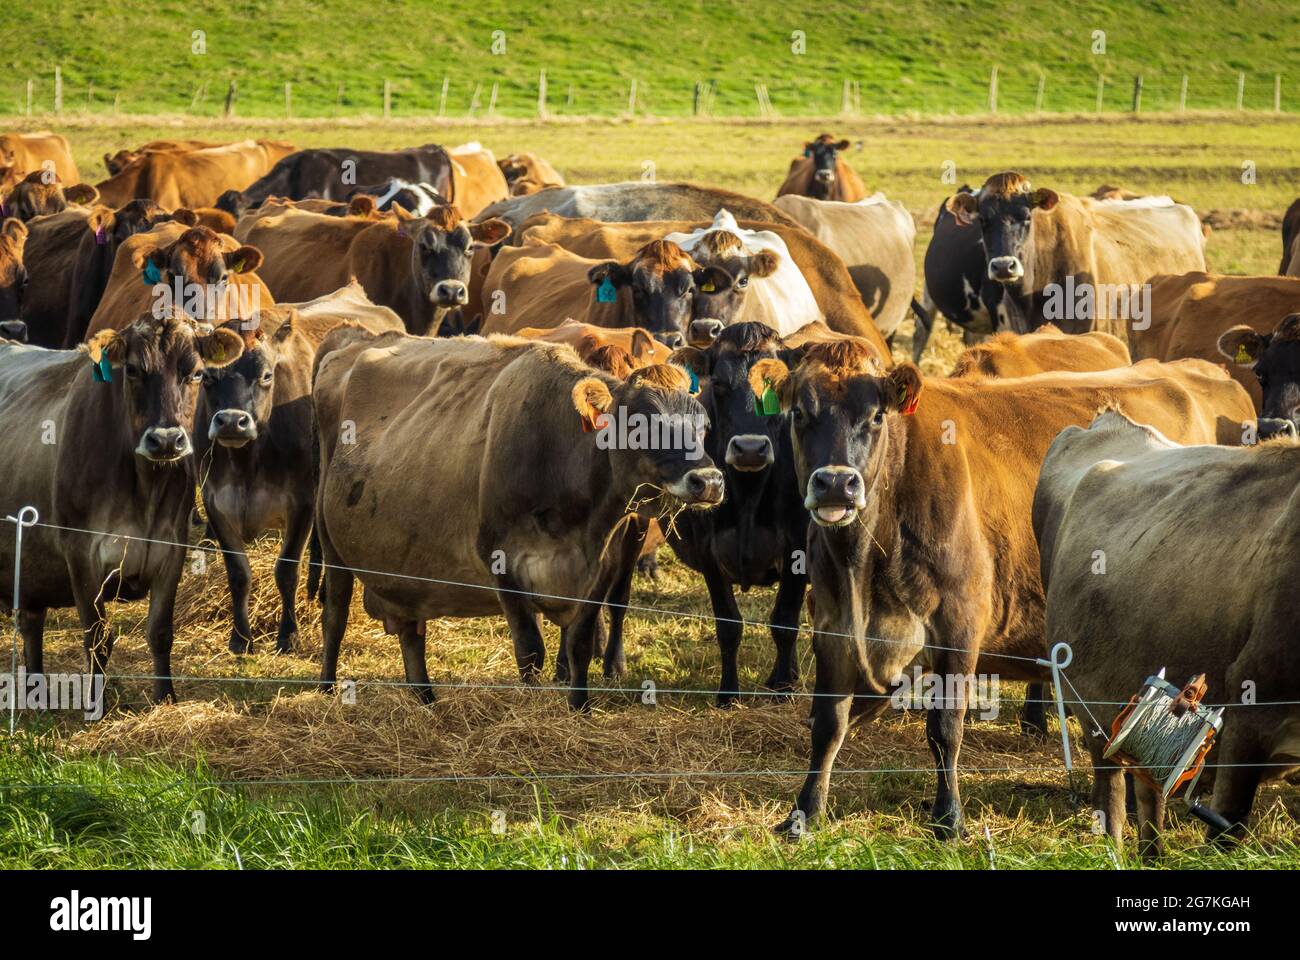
[1103,669,1224,800]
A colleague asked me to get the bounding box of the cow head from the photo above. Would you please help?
[945,172,1058,285]
[686,230,782,346]
[134,226,262,322]
[215,190,249,217]
[571,363,725,509]
[396,203,511,335]
[0,171,99,222]
[85,314,245,463]
[802,134,851,200]
[575,330,662,380]
[0,218,29,326]
[103,149,142,176]
[87,200,187,249]
[1219,314,1300,430]
[743,339,910,528]
[588,240,718,348]
[200,312,299,448]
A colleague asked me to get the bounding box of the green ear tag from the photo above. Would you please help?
[1235,343,1252,364]
[761,381,779,415]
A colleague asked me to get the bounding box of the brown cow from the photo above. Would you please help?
[0,314,244,701]
[1280,197,1300,277]
[0,131,79,186]
[103,139,223,176]
[86,223,268,336]
[748,344,1256,837]
[243,201,509,335]
[195,285,403,655]
[497,152,565,196]
[95,140,297,210]
[1134,272,1300,413]
[950,325,1131,379]
[515,320,673,373]
[1,171,99,222]
[0,218,28,330]
[447,143,510,218]
[776,134,867,203]
[512,213,892,358]
[312,332,724,707]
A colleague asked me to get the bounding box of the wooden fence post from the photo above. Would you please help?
[628,78,637,114]
[1131,74,1142,112]
[1180,74,1188,112]
[284,82,292,117]
[1035,73,1046,112]
[537,69,547,119]
[1095,74,1105,112]
[487,81,498,116]
[439,76,449,117]
[1275,74,1281,113]
[1237,72,1245,109]
[25,79,32,117]
[383,79,391,119]
[54,66,62,114]
[224,79,237,117]
[987,65,998,113]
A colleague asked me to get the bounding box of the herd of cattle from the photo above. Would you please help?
[1,129,1299,855]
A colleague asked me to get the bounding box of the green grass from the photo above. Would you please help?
[2,0,1299,117]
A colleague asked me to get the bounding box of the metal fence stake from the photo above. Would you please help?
[5,506,39,735]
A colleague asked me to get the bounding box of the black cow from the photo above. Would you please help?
[216,145,453,216]
[1219,313,1300,432]
[347,179,444,216]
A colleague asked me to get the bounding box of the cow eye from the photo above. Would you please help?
[792,406,806,426]
[736,276,749,289]
[871,407,885,427]
[259,370,274,386]
[125,364,142,380]
[188,369,202,384]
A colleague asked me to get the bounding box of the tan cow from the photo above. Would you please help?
[776,134,867,203]
[0,131,79,186]
[1133,272,1300,413]
[86,223,268,336]
[103,139,223,176]
[951,325,1131,379]
[447,142,509,218]
[497,152,565,196]
[95,139,297,210]
[1,172,99,222]
[515,320,673,375]
[945,172,1206,337]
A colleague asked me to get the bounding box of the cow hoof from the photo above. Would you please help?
[415,686,437,706]
[228,633,252,655]
[715,691,741,709]
[773,812,812,841]
[930,813,967,842]
[761,674,797,702]
[567,691,592,713]
[603,661,625,681]
[275,634,296,655]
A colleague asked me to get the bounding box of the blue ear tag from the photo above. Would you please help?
[142,260,162,285]
[687,367,699,394]
[92,353,112,382]
[596,278,617,303]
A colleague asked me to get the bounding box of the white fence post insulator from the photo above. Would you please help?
[6,506,39,735]
[1036,641,1075,769]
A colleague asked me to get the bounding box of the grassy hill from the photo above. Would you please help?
[2,0,1298,118]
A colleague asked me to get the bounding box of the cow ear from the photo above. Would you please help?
[692,265,734,294]
[834,139,851,151]
[271,309,299,343]
[224,245,262,274]
[630,328,655,361]
[1031,188,1059,211]
[883,362,924,415]
[170,207,199,227]
[588,261,630,288]
[747,357,791,411]
[86,206,115,236]
[669,346,710,380]
[390,201,414,222]
[945,192,979,226]
[86,328,125,365]
[1,217,28,250]
[1217,325,1268,366]
[469,217,511,246]
[197,327,246,368]
[347,194,377,218]
[747,249,781,279]
[571,376,613,421]
[64,183,99,205]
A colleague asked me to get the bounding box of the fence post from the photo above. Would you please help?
[25,79,32,117]
[439,75,449,117]
[841,78,850,114]
[284,82,292,117]
[85,81,93,113]
[224,79,237,117]
[537,69,547,119]
[1131,74,1142,112]
[6,506,39,735]
[566,83,574,110]
[487,81,498,116]
[1095,73,1104,113]
[1179,74,1188,112]
[1035,73,1046,112]
[113,92,120,115]
[337,81,345,111]
[383,79,391,119]
[469,82,482,116]
[1275,74,1282,113]
[628,78,637,114]
[1237,72,1245,110]
[987,65,998,113]
[54,66,62,115]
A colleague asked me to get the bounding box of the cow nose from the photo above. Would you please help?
[806,466,864,524]
[814,169,836,183]
[726,434,773,471]
[654,330,685,349]
[988,256,1024,283]
[680,467,725,505]
[432,280,469,306]
[688,319,724,346]
[140,426,191,462]
[210,409,257,445]
[0,320,27,342]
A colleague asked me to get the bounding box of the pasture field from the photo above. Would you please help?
[2,112,1299,869]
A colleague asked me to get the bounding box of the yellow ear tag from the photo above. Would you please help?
[1235,343,1252,363]
[230,258,245,274]
[700,282,716,293]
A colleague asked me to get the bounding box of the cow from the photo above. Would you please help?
[511,213,892,358]
[950,325,1131,379]
[0,218,28,334]
[497,152,565,196]
[0,314,245,701]
[86,223,268,337]
[0,320,24,341]
[944,172,1206,336]
[0,131,79,186]
[746,344,1257,837]
[774,193,918,342]
[476,181,803,233]
[446,142,510,218]
[1,171,99,222]
[103,139,222,176]
[312,331,724,708]
[776,134,866,203]
[20,201,192,348]
[1133,272,1300,414]
[917,186,1004,361]
[480,239,739,347]
[515,320,673,373]
[95,140,296,211]
[1034,410,1300,856]
[1280,197,1300,277]
[244,201,510,335]
[195,286,403,655]
[347,180,443,216]
[1216,313,1300,433]
[215,144,453,217]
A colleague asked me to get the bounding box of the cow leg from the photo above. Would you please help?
[926,645,977,840]
[779,640,856,834]
[700,562,743,707]
[1018,682,1048,738]
[273,507,312,654]
[67,560,114,688]
[144,551,185,703]
[911,291,936,363]
[208,510,254,654]
[1089,751,1127,845]
[763,565,805,697]
[601,521,644,680]
[1133,777,1166,860]
[18,608,46,675]
[496,587,546,681]
[397,620,435,705]
[1206,721,1266,846]
[318,565,354,694]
